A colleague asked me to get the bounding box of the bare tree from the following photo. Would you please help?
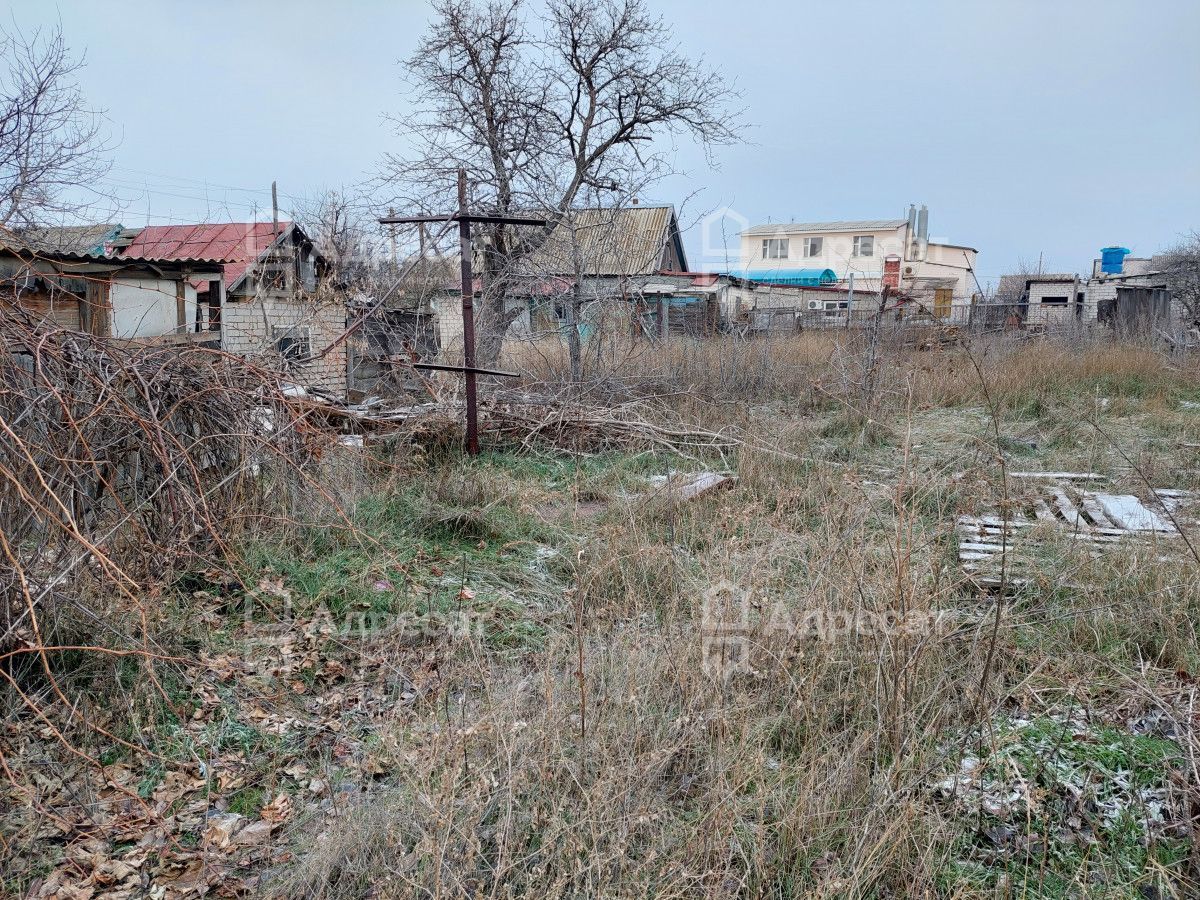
[1159,231,1200,327]
[0,23,110,229]
[380,0,740,363]
[292,189,386,289]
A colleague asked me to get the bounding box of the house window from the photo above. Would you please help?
[852,235,874,257]
[272,325,311,360]
[803,237,823,258]
[1040,295,1068,306]
[761,238,789,259]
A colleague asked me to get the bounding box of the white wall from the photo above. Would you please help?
[111,276,196,338]
[433,295,531,358]
[222,294,348,396]
[740,225,907,285]
[1027,280,1079,326]
[739,226,979,301]
[903,247,979,302]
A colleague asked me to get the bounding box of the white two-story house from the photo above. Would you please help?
[734,205,979,320]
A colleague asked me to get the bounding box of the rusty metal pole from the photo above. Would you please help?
[457,168,480,456]
[379,179,543,457]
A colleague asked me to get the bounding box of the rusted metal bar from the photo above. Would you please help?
[457,170,480,455]
[380,213,547,227]
[411,362,519,378]
[376,167,546,456]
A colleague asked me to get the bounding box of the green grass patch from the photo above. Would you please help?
[935,715,1187,898]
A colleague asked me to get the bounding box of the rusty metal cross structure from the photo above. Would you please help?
[380,168,546,455]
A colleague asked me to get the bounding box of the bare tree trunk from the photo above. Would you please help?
[474,296,522,368]
[566,282,583,383]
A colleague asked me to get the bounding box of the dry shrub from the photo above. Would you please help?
[0,314,341,722]
[272,618,963,898]
[504,331,841,402]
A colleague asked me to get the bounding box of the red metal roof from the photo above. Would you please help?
[118,222,291,291]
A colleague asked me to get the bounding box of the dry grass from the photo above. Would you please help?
[6,331,1200,898]
[270,337,1200,898]
[505,330,1199,415]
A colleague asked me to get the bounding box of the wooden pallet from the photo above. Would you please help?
[957,487,1190,583]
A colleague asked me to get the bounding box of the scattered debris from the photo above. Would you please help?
[647,470,736,502]
[1091,492,1173,531]
[957,485,1194,580]
[1009,471,1106,481]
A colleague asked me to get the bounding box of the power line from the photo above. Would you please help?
[108,164,322,205]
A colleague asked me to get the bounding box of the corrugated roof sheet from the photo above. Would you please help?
[9,224,122,257]
[117,222,295,291]
[520,206,683,277]
[744,219,907,236]
[0,238,225,273]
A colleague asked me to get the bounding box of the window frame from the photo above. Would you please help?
[852,235,874,258]
[272,324,312,361]
[803,237,823,258]
[761,238,789,260]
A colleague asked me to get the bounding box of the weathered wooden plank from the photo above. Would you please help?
[1090,493,1173,532]
[1079,494,1117,529]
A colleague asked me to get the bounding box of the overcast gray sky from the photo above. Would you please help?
[10,0,1199,286]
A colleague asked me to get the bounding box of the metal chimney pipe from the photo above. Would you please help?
[917,205,929,260]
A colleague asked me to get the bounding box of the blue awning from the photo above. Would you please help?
[726,268,838,287]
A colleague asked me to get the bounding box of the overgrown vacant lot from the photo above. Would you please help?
[5,335,1200,898]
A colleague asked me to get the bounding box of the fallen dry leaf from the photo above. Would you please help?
[260,793,292,824]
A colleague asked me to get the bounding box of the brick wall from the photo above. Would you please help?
[222,293,348,396]
[1026,280,1079,326]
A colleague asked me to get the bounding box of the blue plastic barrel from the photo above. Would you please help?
[1100,246,1130,274]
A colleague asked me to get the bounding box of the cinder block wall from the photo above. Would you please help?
[222,293,347,396]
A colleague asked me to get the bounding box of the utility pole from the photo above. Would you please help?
[456,170,481,454]
[271,181,280,237]
[380,167,545,455]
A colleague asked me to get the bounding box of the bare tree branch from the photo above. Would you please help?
[0,22,111,229]
[1159,231,1200,327]
[378,0,742,363]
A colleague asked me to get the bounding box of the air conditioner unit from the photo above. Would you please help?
[904,266,914,275]
[807,299,822,310]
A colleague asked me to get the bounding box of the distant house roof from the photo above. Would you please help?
[0,238,224,286]
[928,240,979,253]
[116,221,316,293]
[10,223,122,257]
[520,205,687,277]
[994,274,1028,299]
[744,219,907,236]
